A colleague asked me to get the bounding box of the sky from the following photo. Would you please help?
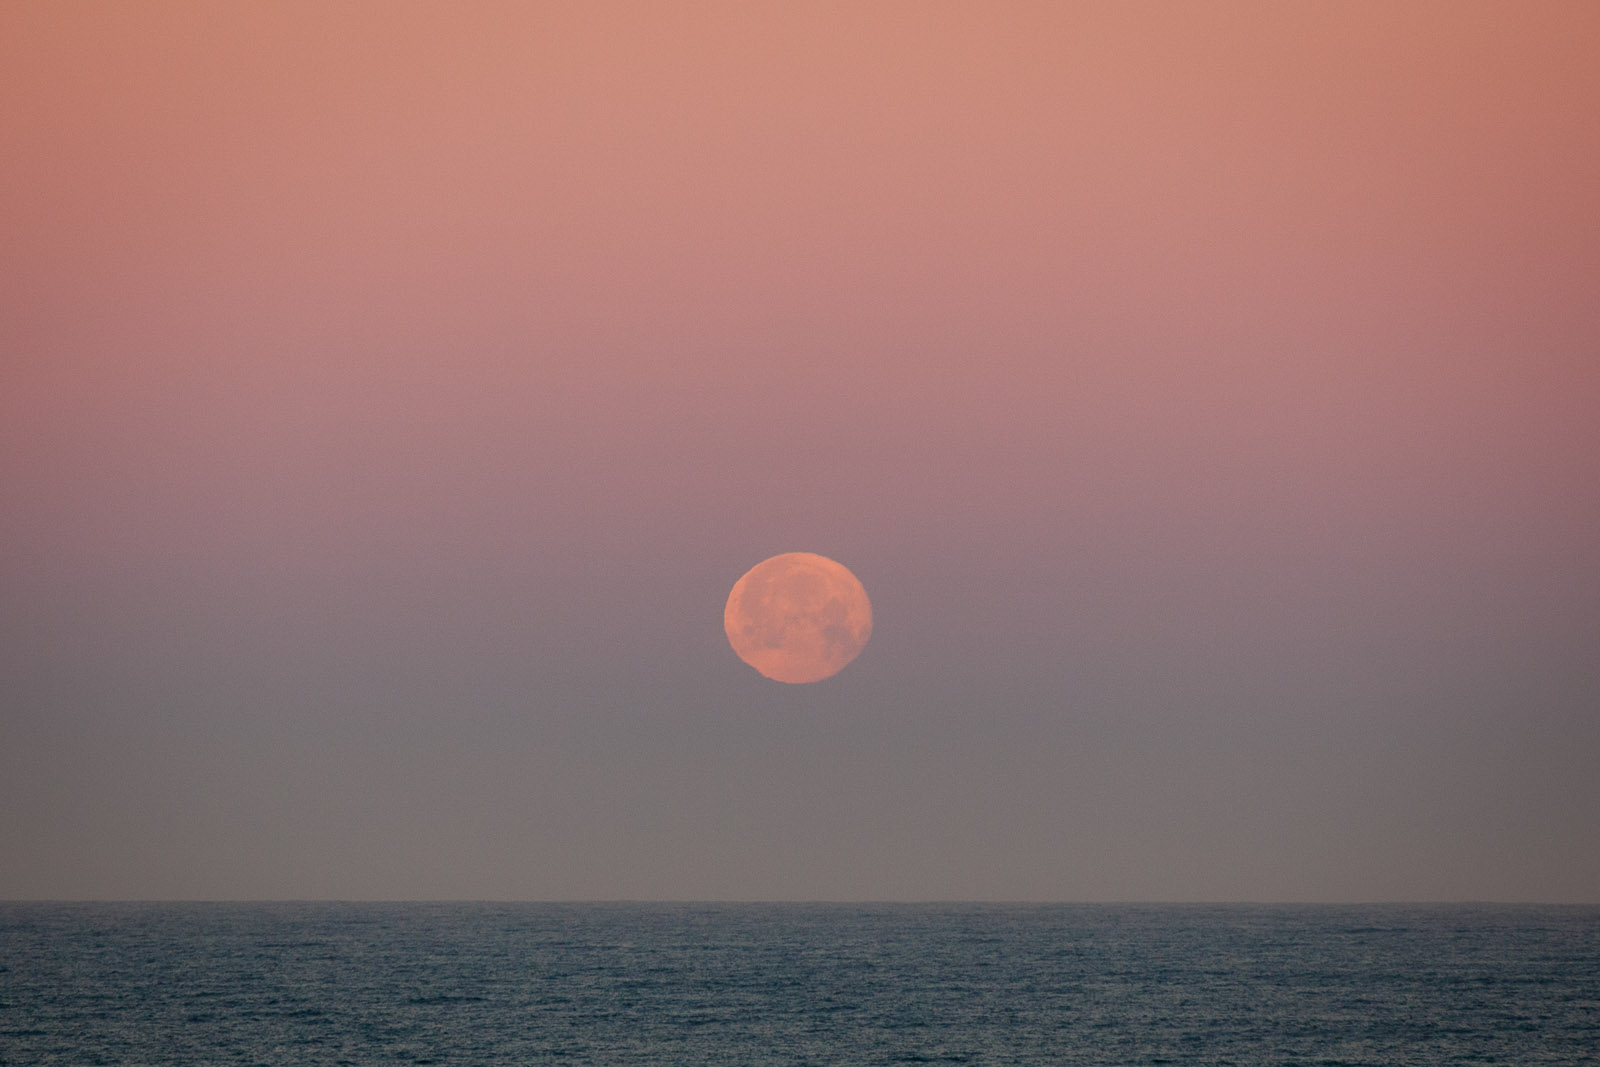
[3,2,1597,902]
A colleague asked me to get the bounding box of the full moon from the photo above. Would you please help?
[724,552,873,684]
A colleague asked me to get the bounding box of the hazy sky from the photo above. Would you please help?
[4,2,1597,902]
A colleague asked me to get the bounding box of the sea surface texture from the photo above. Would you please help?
[2,903,1597,1065]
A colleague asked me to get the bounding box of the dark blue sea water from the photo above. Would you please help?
[2,903,1596,1065]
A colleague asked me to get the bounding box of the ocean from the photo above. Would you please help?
[2,903,1596,1065]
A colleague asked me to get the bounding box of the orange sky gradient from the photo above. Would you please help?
[3,3,1597,901]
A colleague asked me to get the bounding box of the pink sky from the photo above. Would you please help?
[3,3,1597,900]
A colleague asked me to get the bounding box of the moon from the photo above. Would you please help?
[724,552,873,684]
